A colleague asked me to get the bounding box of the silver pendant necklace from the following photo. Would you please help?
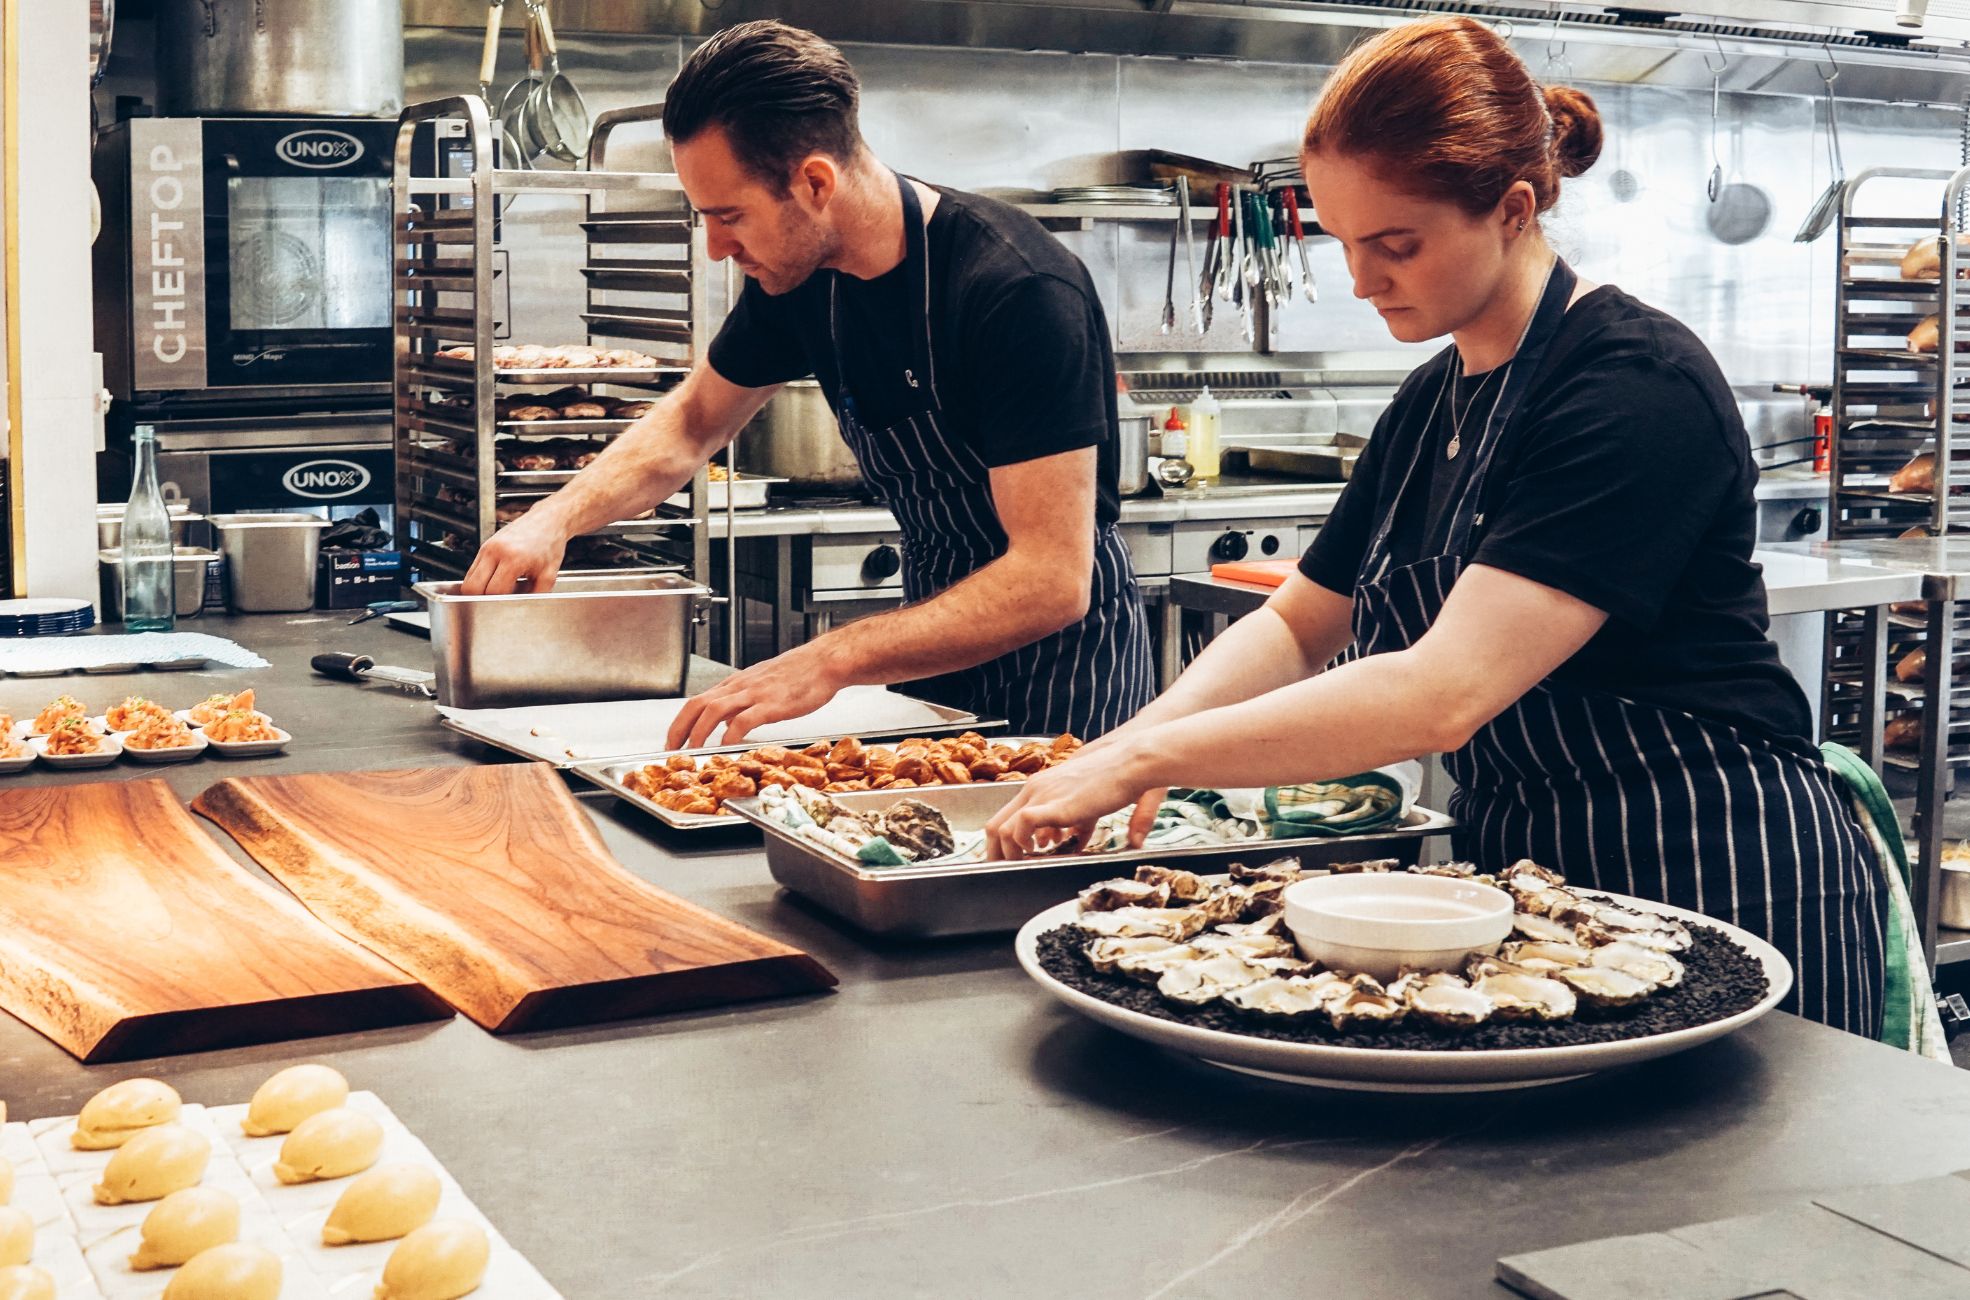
[1445,365,1504,461]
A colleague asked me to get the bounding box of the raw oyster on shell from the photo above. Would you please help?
[1474,971,1578,1021]
[1556,964,1654,1008]
[1391,971,1494,1029]
[1229,857,1313,884]
[1329,858,1399,874]
[1133,865,1213,903]
[1224,972,1348,1017]
[1189,931,1298,964]
[1076,906,1210,941]
[1328,974,1408,1030]
[1589,941,1685,990]
[1499,940,1595,972]
[1156,955,1275,1005]
[1084,936,1198,978]
[876,798,956,860]
[1510,912,1581,945]
[1079,878,1171,912]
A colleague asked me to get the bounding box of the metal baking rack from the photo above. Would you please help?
[390,97,722,630]
[1822,169,1954,761]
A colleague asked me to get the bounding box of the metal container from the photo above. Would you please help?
[155,0,405,117]
[728,782,1455,939]
[415,573,714,709]
[97,548,218,620]
[734,381,863,489]
[1942,859,1970,931]
[97,507,202,551]
[1116,415,1151,497]
[208,513,328,612]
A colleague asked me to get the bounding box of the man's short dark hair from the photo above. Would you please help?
[663,21,863,189]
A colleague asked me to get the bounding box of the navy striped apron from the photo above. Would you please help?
[822,174,1154,738]
[1351,258,1886,1035]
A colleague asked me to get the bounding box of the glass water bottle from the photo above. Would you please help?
[120,427,175,632]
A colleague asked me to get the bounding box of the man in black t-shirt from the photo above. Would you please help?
[464,20,1153,744]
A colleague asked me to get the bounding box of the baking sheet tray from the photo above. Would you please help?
[441,685,987,768]
[726,782,1456,938]
[664,476,786,511]
[1247,446,1362,481]
[575,735,1055,832]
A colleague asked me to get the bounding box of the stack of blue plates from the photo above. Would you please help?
[0,598,95,637]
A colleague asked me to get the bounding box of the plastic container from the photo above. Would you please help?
[208,514,329,612]
[1189,385,1222,480]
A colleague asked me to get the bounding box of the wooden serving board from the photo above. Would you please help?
[193,764,837,1032]
[0,780,449,1063]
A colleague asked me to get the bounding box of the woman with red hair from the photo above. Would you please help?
[990,17,1884,1034]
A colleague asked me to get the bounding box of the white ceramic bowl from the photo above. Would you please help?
[1282,872,1515,982]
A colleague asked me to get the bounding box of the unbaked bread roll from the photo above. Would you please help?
[73,1077,181,1149]
[323,1164,442,1245]
[1908,314,1940,354]
[0,1207,30,1268]
[275,1108,383,1184]
[0,1266,53,1300]
[374,1219,489,1300]
[95,1124,211,1205]
[161,1243,282,1300]
[131,1187,241,1271]
[243,1064,349,1137]
[1891,451,1936,494]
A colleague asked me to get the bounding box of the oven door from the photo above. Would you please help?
[200,118,395,395]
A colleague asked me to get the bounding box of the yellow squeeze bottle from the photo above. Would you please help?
[1189,385,1222,479]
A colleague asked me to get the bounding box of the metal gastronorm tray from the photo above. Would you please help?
[573,731,1046,832]
[725,782,1457,938]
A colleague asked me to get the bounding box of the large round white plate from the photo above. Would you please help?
[1015,889,1792,1093]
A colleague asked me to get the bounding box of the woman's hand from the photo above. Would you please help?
[984,736,1166,860]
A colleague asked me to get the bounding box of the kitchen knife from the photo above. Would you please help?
[311,652,437,698]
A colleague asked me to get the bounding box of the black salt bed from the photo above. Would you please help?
[1035,924,1770,1052]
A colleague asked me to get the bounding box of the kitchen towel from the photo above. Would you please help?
[0,632,268,674]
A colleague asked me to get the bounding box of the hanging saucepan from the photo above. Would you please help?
[525,0,591,164]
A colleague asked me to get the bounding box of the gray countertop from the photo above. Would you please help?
[1169,542,1925,621]
[3,615,1968,1299]
[702,468,1825,540]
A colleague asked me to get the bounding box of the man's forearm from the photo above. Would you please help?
[803,550,1085,689]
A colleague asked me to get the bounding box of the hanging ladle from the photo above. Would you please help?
[1705,44,1727,204]
[1795,46,1846,243]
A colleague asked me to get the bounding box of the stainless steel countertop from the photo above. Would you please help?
[1168,544,1923,621]
[3,614,1967,1300]
[701,483,1348,539]
[700,468,1822,540]
[1768,536,1970,602]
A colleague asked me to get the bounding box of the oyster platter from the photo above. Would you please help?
[1017,858,1791,1092]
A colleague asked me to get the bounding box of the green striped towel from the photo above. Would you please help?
[1264,772,1406,838]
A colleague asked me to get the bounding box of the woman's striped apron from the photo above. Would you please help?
[823,174,1154,738]
[1350,258,1886,1034]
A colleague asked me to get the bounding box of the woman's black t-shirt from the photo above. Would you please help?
[1299,285,1814,744]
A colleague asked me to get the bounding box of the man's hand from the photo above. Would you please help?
[665,642,847,749]
[461,509,569,595]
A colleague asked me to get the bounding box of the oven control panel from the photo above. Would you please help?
[1171,520,1300,573]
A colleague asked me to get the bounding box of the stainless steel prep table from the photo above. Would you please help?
[1765,536,1970,973]
[5,614,1970,1300]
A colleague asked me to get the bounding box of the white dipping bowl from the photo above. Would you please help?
[1282,872,1515,983]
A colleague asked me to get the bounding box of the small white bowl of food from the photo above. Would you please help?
[98,695,173,735]
[177,688,264,729]
[1282,871,1515,982]
[201,706,290,758]
[0,716,30,774]
[28,716,122,769]
[24,694,90,739]
[122,712,208,764]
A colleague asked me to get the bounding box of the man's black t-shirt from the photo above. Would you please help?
[1300,285,1814,744]
[707,184,1122,526]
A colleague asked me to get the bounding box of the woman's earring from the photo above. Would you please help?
[1516,219,1527,231]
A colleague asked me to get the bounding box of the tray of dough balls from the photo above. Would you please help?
[1,691,290,772]
[0,1066,558,1299]
[573,732,1083,832]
